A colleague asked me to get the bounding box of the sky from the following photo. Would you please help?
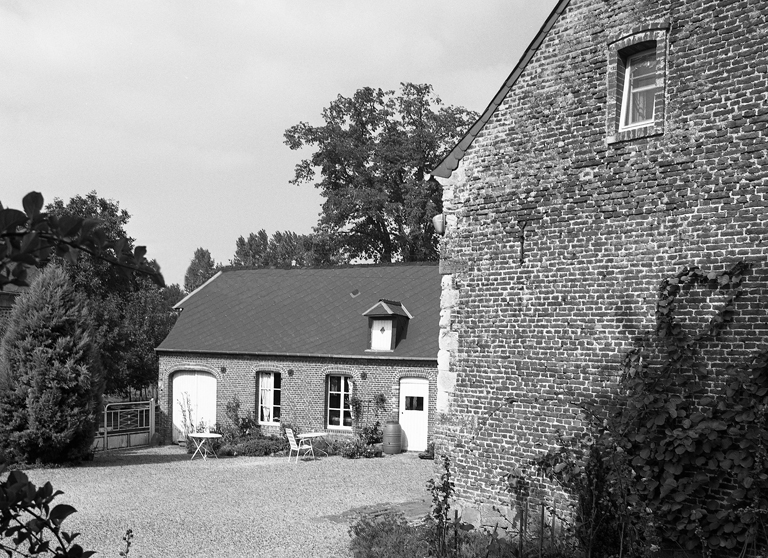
[0,0,559,288]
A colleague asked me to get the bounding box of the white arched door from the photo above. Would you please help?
[399,377,429,452]
[172,371,217,442]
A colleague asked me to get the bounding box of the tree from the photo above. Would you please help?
[284,82,477,263]
[0,266,104,464]
[184,247,218,292]
[46,192,135,296]
[45,193,175,398]
[0,192,162,291]
[231,229,346,269]
[122,281,180,398]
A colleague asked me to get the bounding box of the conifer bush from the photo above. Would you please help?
[0,266,104,464]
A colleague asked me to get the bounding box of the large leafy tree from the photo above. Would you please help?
[184,247,218,292]
[0,265,104,464]
[0,191,161,290]
[284,82,477,263]
[231,229,347,269]
[44,192,176,397]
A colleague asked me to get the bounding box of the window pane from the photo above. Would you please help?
[273,407,281,421]
[343,394,350,408]
[274,391,281,406]
[274,373,281,389]
[329,393,341,409]
[329,376,340,392]
[406,396,424,411]
[329,410,340,425]
[343,377,351,392]
[343,411,353,426]
[622,49,660,128]
[630,89,656,124]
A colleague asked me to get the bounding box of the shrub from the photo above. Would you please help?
[358,421,383,445]
[221,395,259,444]
[224,435,287,457]
[341,439,380,459]
[348,511,428,558]
[0,266,104,464]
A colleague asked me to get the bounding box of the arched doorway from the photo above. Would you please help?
[171,371,217,442]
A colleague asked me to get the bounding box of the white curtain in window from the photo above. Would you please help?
[259,372,273,423]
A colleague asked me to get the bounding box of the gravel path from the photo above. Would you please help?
[22,445,434,558]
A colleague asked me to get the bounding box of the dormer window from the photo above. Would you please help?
[362,299,412,352]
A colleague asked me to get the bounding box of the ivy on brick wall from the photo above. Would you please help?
[536,261,768,556]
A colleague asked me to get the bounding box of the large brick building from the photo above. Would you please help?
[156,264,439,451]
[432,0,767,526]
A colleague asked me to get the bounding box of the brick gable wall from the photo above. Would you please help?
[436,0,768,527]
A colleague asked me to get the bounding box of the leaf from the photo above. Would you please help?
[58,215,83,238]
[50,504,77,526]
[0,209,28,233]
[21,192,44,220]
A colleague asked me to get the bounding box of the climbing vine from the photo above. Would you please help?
[536,261,768,556]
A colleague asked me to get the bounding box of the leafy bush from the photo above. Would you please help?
[220,395,259,444]
[349,512,428,558]
[0,467,96,557]
[0,266,104,464]
[219,435,287,457]
[358,421,383,445]
[341,439,381,459]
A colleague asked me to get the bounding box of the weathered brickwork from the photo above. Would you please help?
[436,0,768,524]
[158,353,436,444]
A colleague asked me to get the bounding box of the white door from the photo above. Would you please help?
[172,371,217,442]
[399,377,429,452]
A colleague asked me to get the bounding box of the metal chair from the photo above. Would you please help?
[285,427,314,462]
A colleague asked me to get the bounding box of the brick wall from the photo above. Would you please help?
[436,0,768,526]
[158,352,437,445]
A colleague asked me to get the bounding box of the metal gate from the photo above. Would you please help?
[93,399,156,451]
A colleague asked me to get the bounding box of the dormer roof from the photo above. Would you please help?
[362,299,413,319]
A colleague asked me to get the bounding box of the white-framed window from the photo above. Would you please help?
[258,372,281,424]
[620,49,660,130]
[327,375,352,429]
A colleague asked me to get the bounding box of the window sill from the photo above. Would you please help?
[326,426,353,431]
[608,123,663,145]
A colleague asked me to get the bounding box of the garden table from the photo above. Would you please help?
[189,432,222,460]
[297,432,328,457]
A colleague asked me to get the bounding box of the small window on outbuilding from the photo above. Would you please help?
[362,299,412,352]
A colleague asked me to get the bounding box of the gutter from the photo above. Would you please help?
[154,347,437,363]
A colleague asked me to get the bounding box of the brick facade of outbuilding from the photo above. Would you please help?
[434,0,768,527]
[157,353,436,441]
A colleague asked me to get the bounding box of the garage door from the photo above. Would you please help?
[172,371,217,442]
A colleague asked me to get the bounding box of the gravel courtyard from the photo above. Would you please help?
[22,445,434,558]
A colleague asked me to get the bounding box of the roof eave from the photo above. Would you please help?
[430,0,572,179]
[154,347,437,362]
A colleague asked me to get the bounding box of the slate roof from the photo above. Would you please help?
[156,263,439,361]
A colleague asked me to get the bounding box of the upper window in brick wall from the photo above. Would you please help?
[620,49,661,130]
[606,24,669,144]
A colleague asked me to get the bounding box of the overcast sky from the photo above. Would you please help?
[0,0,558,287]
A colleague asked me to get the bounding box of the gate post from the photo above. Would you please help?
[149,398,156,440]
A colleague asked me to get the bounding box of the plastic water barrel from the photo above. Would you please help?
[383,421,402,454]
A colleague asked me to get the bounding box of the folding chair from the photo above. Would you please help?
[285,428,314,462]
